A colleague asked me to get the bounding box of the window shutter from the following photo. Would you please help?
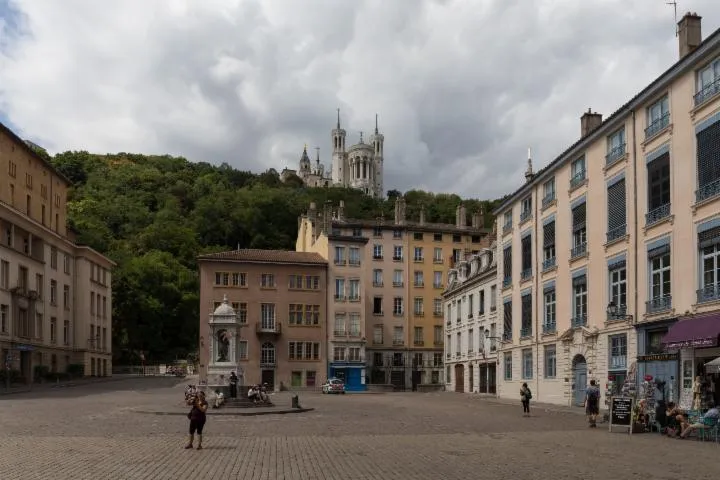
[503,300,512,333]
[648,244,670,258]
[572,274,587,287]
[572,203,586,232]
[522,235,532,270]
[647,154,670,210]
[543,221,555,247]
[521,294,532,328]
[607,179,626,231]
[698,226,720,248]
[503,246,512,278]
[697,120,720,187]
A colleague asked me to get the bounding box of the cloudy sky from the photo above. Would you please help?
[2,0,720,199]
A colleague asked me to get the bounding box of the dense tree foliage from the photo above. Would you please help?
[50,152,499,364]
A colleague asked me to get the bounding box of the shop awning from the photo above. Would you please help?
[662,313,720,349]
[705,357,720,374]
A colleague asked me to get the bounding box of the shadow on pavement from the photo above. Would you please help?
[0,375,188,400]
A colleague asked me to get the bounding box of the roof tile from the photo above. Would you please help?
[197,249,327,265]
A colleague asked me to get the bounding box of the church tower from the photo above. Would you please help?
[370,114,384,197]
[331,108,347,185]
[298,145,311,178]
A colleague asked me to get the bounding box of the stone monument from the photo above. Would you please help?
[205,295,243,395]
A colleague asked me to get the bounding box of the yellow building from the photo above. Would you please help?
[297,198,490,390]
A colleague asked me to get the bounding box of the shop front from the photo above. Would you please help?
[634,318,679,402]
[662,312,720,410]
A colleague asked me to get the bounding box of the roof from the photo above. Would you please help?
[0,121,73,186]
[197,249,327,265]
[330,217,491,236]
[493,23,720,215]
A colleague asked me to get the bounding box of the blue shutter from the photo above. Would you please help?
[607,178,627,232]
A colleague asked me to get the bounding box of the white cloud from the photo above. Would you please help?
[1,0,719,198]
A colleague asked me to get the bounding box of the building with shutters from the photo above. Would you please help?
[492,13,720,407]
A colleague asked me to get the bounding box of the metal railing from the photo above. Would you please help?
[571,315,587,328]
[542,257,556,271]
[542,322,556,334]
[694,78,720,106]
[646,295,672,314]
[645,113,670,139]
[645,203,671,226]
[606,224,627,243]
[570,242,587,259]
[696,178,720,203]
[606,143,626,165]
[697,283,720,304]
[570,169,586,189]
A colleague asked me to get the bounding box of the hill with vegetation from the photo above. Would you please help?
[39,149,498,364]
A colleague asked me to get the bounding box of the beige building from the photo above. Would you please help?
[492,13,720,408]
[0,122,114,382]
[197,249,328,390]
[297,198,490,390]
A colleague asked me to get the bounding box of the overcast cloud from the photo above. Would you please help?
[2,0,720,199]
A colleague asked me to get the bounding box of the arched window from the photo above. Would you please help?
[261,342,276,365]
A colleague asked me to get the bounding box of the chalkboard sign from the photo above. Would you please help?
[609,396,633,434]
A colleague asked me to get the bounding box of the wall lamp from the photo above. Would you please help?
[606,301,633,321]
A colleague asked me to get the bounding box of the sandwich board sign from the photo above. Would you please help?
[609,396,634,434]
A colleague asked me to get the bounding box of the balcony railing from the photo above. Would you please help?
[392,256,403,262]
[646,203,671,226]
[542,193,555,209]
[414,281,425,287]
[521,268,532,281]
[334,259,346,265]
[606,224,627,243]
[571,315,587,328]
[373,255,383,260]
[610,356,627,370]
[697,283,720,304]
[570,242,587,259]
[542,257,556,271]
[503,223,512,235]
[645,113,670,139]
[392,281,403,287]
[570,169,586,189]
[392,339,404,346]
[646,295,672,314]
[433,257,443,264]
[542,322,556,334]
[333,330,347,337]
[372,281,383,287]
[520,326,532,338]
[502,331,512,342]
[433,311,443,317]
[519,209,532,224]
[256,322,282,335]
[413,257,424,263]
[607,305,628,322]
[605,143,627,165]
[696,178,720,203]
[502,276,512,288]
[348,259,361,266]
[694,78,720,106]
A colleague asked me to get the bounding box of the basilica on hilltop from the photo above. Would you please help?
[280,110,384,198]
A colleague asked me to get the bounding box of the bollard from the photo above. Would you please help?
[291,394,300,409]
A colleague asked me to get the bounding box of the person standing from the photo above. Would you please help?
[185,390,208,450]
[584,379,600,428]
[520,382,532,417]
[229,371,238,399]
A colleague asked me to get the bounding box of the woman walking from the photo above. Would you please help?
[185,390,208,450]
[520,382,532,417]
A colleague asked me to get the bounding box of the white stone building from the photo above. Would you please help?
[443,245,499,394]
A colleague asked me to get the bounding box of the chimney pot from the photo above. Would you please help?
[580,109,603,137]
[678,12,702,59]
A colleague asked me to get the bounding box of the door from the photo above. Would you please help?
[479,364,488,393]
[20,351,31,384]
[454,364,464,393]
[411,370,421,391]
[390,370,404,390]
[488,364,497,394]
[468,365,474,392]
[261,369,275,390]
[573,357,587,406]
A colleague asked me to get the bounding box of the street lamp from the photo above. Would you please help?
[606,302,633,321]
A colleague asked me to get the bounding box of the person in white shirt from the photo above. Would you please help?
[677,403,719,439]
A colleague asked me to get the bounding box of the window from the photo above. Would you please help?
[503,211,512,231]
[433,271,442,288]
[502,245,512,287]
[434,325,442,345]
[0,304,7,333]
[520,196,532,222]
[260,304,275,329]
[50,280,57,305]
[646,95,670,138]
[334,314,346,335]
[349,313,360,336]
[261,342,276,365]
[334,246,346,264]
[571,202,587,257]
[572,274,588,327]
[607,128,626,164]
[647,329,666,354]
[544,345,556,378]
[393,229,402,239]
[413,247,423,262]
[646,151,670,225]
[520,293,532,337]
[467,294,474,317]
[36,313,44,340]
[570,156,586,188]
[260,274,275,288]
[413,271,424,287]
[288,342,321,361]
[348,347,361,361]
[433,298,442,316]
[348,279,360,301]
[699,225,720,303]
[452,234,461,243]
[352,228,362,237]
[349,247,360,266]
[648,244,671,313]
[478,290,485,315]
[0,260,8,289]
[373,226,383,237]
[543,220,556,270]
[64,254,71,274]
[35,273,43,299]
[373,325,383,344]
[63,285,70,309]
[543,287,556,333]
[413,297,424,316]
[231,272,247,287]
[237,303,247,324]
[393,246,403,261]
[373,244,383,259]
[489,323,497,351]
[522,349,533,379]
[373,296,383,315]
[433,233,442,242]
[393,270,403,287]
[393,297,403,316]
[433,352,442,367]
[333,346,346,362]
[468,328,474,352]
[306,371,316,387]
[372,269,383,287]
[393,326,403,345]
[542,178,555,206]
[50,247,58,269]
[504,352,513,381]
[609,334,627,370]
[608,260,627,319]
[433,247,443,263]
[521,234,532,279]
[63,320,70,345]
[452,249,462,264]
[455,332,461,355]
[695,119,720,202]
[334,278,345,300]
[607,177,627,242]
[50,317,57,344]
[288,304,303,325]
[502,299,512,341]
[490,286,497,310]
[413,232,423,241]
[414,326,424,345]
[696,58,720,105]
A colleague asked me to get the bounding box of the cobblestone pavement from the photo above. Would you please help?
[0,378,716,479]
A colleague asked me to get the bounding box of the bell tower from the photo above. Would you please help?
[370,113,384,197]
[331,108,346,185]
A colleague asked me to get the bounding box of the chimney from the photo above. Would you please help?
[455,204,467,228]
[419,205,426,225]
[580,108,603,137]
[337,200,345,221]
[308,202,317,221]
[322,201,331,233]
[394,197,406,225]
[678,12,702,59]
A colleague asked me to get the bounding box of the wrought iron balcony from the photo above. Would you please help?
[610,356,627,370]
[606,224,627,243]
[520,209,532,224]
[260,361,276,368]
[413,256,424,263]
[542,193,555,209]
[372,281,383,287]
[607,304,628,322]
[334,258,346,265]
[646,295,672,314]
[392,281,403,287]
[570,170,586,189]
[542,257,556,271]
[521,268,532,281]
[520,326,532,338]
[502,276,512,288]
[392,256,403,262]
[605,143,627,166]
[503,223,513,235]
[542,322,556,334]
[333,330,347,337]
[694,78,720,106]
[502,331,512,342]
[372,254,383,260]
[348,259,361,266]
[570,242,587,259]
[571,315,587,328]
[645,203,671,226]
[392,339,404,346]
[697,283,720,304]
[696,178,720,203]
[413,281,425,287]
[256,322,282,335]
[644,113,670,139]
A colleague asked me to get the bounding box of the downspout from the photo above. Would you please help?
[631,110,639,385]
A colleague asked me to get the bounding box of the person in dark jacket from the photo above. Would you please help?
[185,391,208,450]
[229,371,238,399]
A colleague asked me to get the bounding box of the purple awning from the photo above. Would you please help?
[663,313,720,349]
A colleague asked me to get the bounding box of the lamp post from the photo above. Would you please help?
[606,302,633,322]
[483,329,502,396]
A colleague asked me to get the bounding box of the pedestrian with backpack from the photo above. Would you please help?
[584,379,600,428]
[520,382,532,417]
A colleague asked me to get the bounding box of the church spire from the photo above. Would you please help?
[375,113,379,134]
[336,108,341,129]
